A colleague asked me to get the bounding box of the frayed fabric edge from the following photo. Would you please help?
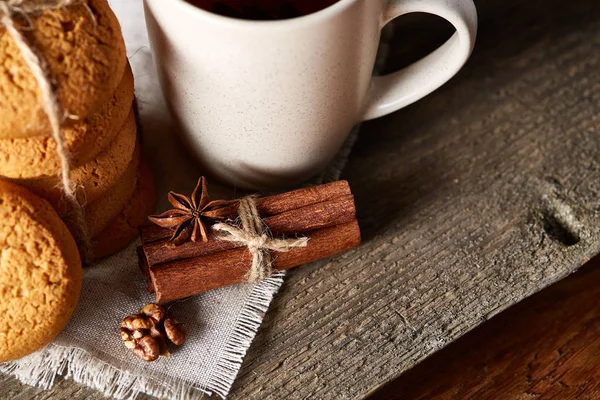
[0,274,288,400]
[205,272,286,398]
[0,345,210,400]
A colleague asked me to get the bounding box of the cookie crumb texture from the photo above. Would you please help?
[0,0,126,139]
[0,180,82,362]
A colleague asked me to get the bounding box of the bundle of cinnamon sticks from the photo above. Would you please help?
[138,181,361,303]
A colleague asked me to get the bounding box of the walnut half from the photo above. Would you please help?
[164,317,187,346]
[119,303,186,362]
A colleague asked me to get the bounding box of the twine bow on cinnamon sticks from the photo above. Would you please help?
[212,196,308,282]
[148,178,308,283]
[140,179,361,302]
[0,0,92,257]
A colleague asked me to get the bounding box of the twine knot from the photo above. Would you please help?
[212,196,308,282]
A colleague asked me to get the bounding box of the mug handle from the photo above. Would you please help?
[362,0,478,120]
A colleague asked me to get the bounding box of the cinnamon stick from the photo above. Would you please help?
[140,180,351,244]
[141,194,356,266]
[149,220,361,302]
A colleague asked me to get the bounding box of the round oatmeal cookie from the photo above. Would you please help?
[90,158,156,262]
[0,0,127,138]
[0,64,134,179]
[0,180,82,362]
[12,109,138,214]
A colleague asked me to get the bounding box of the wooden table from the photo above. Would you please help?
[3,259,600,399]
[2,0,599,398]
[369,255,600,399]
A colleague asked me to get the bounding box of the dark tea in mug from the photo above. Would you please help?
[184,0,340,20]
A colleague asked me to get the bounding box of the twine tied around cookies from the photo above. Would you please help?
[212,196,309,282]
[0,0,92,258]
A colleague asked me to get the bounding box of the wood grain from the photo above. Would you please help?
[2,0,600,398]
[4,258,600,400]
[369,255,600,400]
[230,0,600,398]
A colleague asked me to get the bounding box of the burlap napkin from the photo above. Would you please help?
[0,1,385,398]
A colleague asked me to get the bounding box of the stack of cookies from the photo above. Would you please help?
[0,0,155,262]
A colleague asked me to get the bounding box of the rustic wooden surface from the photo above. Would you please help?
[4,260,600,400]
[370,254,600,400]
[2,0,600,398]
[230,0,600,398]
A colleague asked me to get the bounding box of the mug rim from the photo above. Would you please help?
[161,0,357,28]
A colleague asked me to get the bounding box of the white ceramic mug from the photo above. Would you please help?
[144,0,477,189]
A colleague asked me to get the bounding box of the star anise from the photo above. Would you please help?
[148,177,235,246]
